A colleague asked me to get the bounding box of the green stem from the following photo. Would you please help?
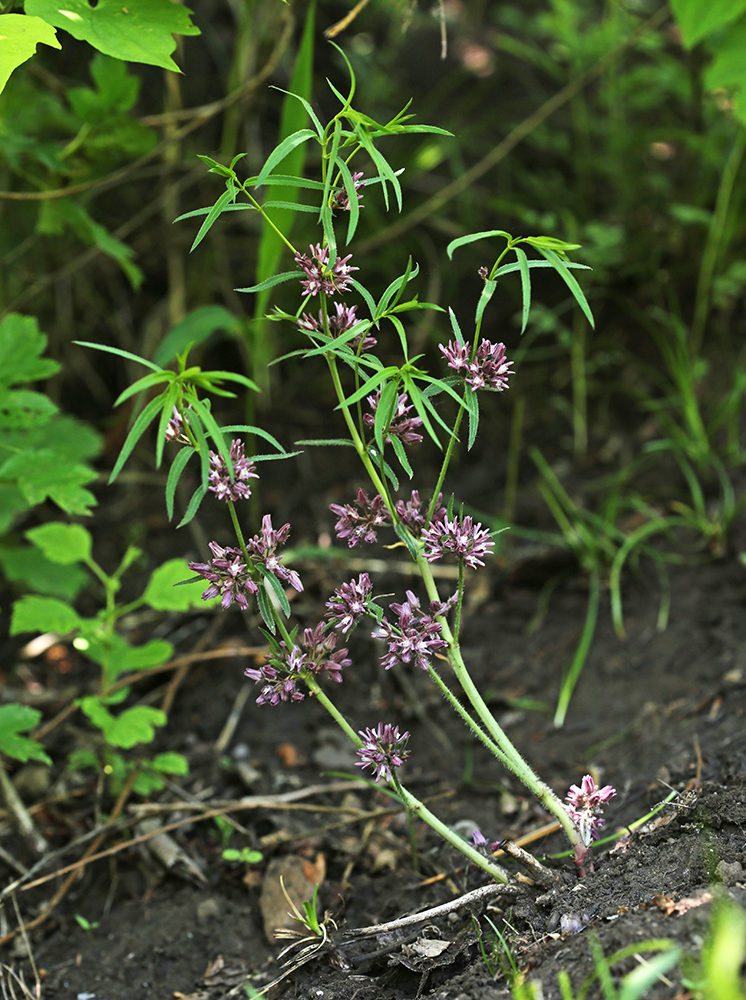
[390,772,510,883]
[417,554,582,850]
[426,665,511,768]
[304,674,361,746]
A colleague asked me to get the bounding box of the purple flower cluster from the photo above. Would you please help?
[244,646,306,706]
[331,171,365,212]
[440,339,513,392]
[299,624,352,683]
[356,722,410,783]
[295,244,358,297]
[395,490,447,537]
[564,774,616,847]
[297,303,377,353]
[422,514,495,569]
[247,514,303,593]
[165,405,191,444]
[244,625,351,706]
[325,573,374,635]
[208,440,259,503]
[373,590,448,672]
[363,392,423,444]
[330,488,391,547]
[188,542,259,610]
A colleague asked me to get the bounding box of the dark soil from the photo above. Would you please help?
[3,451,746,1000]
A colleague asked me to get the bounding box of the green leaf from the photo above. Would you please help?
[0,704,51,764]
[0,388,58,428]
[446,230,511,259]
[25,0,200,72]
[533,246,595,329]
[79,699,166,748]
[235,271,299,294]
[0,14,60,95]
[189,186,236,252]
[703,18,746,127]
[257,565,291,618]
[154,306,241,367]
[108,395,165,484]
[669,0,746,48]
[474,278,498,327]
[0,542,88,600]
[177,482,208,527]
[0,451,97,515]
[165,445,195,521]
[514,248,531,334]
[143,558,213,611]
[150,751,189,775]
[75,341,163,373]
[41,200,143,288]
[10,595,82,635]
[0,313,59,386]
[26,523,93,565]
[255,129,317,188]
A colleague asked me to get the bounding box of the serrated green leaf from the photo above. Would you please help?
[80,699,166,748]
[0,451,97,515]
[26,523,92,565]
[0,14,60,95]
[150,751,189,775]
[0,704,51,764]
[389,434,413,478]
[0,388,58,428]
[143,558,211,611]
[189,186,236,251]
[257,565,291,618]
[515,247,531,334]
[256,584,276,633]
[0,542,88,600]
[10,594,82,635]
[25,0,200,72]
[0,313,59,386]
[669,0,746,48]
[177,482,208,527]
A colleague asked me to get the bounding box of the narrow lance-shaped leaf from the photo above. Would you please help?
[533,246,595,329]
[514,247,531,334]
[165,446,195,521]
[446,230,511,260]
[190,187,236,252]
[255,129,318,188]
[109,395,166,484]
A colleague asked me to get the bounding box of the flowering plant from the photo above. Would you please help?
[81,52,613,883]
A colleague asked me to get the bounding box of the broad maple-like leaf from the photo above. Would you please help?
[25,0,200,72]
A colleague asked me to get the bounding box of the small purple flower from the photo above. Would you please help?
[478,266,489,281]
[301,624,351,683]
[363,392,423,445]
[297,303,376,353]
[440,339,513,392]
[208,440,259,503]
[330,488,391,547]
[421,514,495,569]
[244,656,305,707]
[188,541,259,611]
[331,171,365,211]
[165,405,192,443]
[395,491,447,537]
[356,722,410,783]
[373,590,448,672]
[246,514,303,593]
[325,573,374,635]
[565,775,616,847]
[294,244,358,297]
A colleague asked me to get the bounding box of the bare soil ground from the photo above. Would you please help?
[3,442,746,1000]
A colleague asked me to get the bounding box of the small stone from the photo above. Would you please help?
[197,897,222,923]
